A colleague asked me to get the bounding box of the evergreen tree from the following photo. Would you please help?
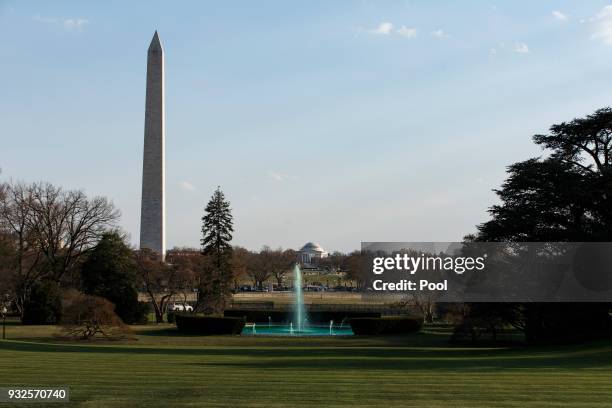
[199,187,234,313]
[468,108,612,343]
[80,232,144,324]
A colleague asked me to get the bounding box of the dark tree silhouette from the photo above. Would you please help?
[80,232,142,324]
[467,108,612,343]
[198,187,234,313]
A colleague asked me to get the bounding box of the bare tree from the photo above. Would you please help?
[247,246,274,289]
[345,251,368,289]
[168,254,198,309]
[231,246,251,288]
[397,292,438,323]
[26,183,119,281]
[271,248,296,287]
[0,181,119,317]
[135,248,176,323]
[0,183,45,316]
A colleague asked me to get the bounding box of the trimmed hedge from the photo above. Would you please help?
[224,309,380,323]
[349,316,423,335]
[175,314,245,335]
[224,310,287,323]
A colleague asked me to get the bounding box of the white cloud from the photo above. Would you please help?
[396,25,417,38]
[33,15,89,30]
[513,42,529,53]
[489,48,497,55]
[63,18,89,30]
[370,22,394,35]
[267,171,289,182]
[552,10,568,21]
[591,6,612,45]
[430,29,448,38]
[366,22,417,38]
[179,181,196,192]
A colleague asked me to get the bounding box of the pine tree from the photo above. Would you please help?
[199,187,233,313]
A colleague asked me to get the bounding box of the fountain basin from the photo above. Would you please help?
[242,324,353,337]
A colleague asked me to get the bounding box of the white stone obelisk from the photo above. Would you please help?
[140,31,165,260]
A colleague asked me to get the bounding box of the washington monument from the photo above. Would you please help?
[140,31,165,260]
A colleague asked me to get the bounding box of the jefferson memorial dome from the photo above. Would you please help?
[299,242,328,266]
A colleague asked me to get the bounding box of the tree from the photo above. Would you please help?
[80,232,143,324]
[165,252,199,309]
[248,246,274,289]
[479,107,612,241]
[345,251,368,289]
[0,183,46,317]
[21,280,62,325]
[272,249,297,287]
[24,183,119,282]
[198,187,234,313]
[231,246,251,289]
[0,182,119,319]
[470,108,612,342]
[135,248,175,323]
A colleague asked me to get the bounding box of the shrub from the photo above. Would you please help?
[175,314,245,335]
[59,291,132,340]
[349,316,422,335]
[167,311,175,324]
[22,281,62,325]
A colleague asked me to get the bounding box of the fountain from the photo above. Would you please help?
[240,263,353,336]
[293,263,307,332]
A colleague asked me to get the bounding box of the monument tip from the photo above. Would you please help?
[149,30,163,52]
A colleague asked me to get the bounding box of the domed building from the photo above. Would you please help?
[299,242,328,268]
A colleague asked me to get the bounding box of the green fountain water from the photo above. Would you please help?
[293,263,307,332]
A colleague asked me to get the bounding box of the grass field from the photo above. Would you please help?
[1,323,612,407]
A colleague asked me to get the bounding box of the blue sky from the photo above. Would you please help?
[2,1,612,253]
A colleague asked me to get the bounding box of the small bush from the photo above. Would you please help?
[59,291,132,340]
[349,316,422,335]
[175,314,245,335]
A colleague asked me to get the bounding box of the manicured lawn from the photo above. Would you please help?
[1,323,612,407]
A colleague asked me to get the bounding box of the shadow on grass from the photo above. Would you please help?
[135,327,190,337]
[2,338,612,371]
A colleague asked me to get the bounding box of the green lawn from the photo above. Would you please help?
[1,324,612,407]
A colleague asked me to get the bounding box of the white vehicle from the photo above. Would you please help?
[168,303,193,312]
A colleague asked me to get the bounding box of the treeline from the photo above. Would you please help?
[0,183,240,325]
[229,247,365,289]
[0,180,365,326]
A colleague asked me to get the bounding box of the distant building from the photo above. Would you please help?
[165,248,200,264]
[299,242,328,268]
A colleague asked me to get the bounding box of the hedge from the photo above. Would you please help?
[175,314,245,335]
[349,316,423,335]
[224,309,380,323]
